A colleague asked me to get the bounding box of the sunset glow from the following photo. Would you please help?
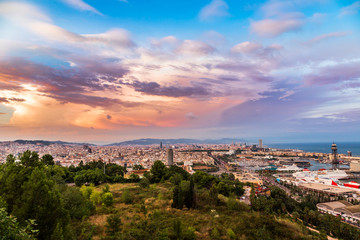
[0,0,359,144]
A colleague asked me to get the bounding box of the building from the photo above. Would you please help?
[259,139,263,148]
[167,148,173,166]
[350,160,360,171]
[317,200,360,224]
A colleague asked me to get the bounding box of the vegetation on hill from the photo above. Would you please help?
[1,151,359,239]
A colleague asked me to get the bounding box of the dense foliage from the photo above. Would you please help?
[2,151,360,239]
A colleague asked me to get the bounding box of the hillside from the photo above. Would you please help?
[106,138,247,146]
[83,182,317,240]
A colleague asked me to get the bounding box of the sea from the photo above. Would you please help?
[266,142,360,157]
[265,142,360,183]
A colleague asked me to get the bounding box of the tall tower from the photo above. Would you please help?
[160,141,163,149]
[167,148,174,166]
[259,139,263,148]
[331,142,339,170]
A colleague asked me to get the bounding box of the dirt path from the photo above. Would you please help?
[306,226,338,240]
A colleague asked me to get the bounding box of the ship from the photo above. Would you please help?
[277,164,302,172]
[293,169,348,181]
[343,181,360,189]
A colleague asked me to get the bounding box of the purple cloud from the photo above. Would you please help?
[130,81,213,98]
[0,97,25,103]
[304,61,360,86]
[0,58,142,109]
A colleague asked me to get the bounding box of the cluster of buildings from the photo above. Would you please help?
[0,141,217,170]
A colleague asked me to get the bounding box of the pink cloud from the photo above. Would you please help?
[176,40,215,56]
[305,31,351,45]
[231,41,262,54]
[251,12,304,37]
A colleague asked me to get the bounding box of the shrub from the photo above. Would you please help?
[227,228,236,240]
[227,197,249,212]
[102,192,114,207]
[121,189,133,204]
[90,191,102,206]
[105,214,122,237]
[80,184,94,200]
[211,227,220,240]
[139,178,150,188]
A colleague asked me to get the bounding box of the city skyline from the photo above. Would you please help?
[0,0,360,144]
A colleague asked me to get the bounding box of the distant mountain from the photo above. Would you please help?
[105,138,247,146]
[8,140,94,146]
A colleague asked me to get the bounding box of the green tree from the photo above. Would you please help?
[129,173,140,182]
[6,154,16,164]
[74,174,86,187]
[106,214,122,237]
[171,185,184,210]
[14,168,68,239]
[121,189,133,204]
[227,228,236,240]
[211,228,220,240]
[50,222,64,240]
[150,160,167,183]
[173,219,182,240]
[85,169,106,185]
[80,184,94,199]
[188,178,196,209]
[0,208,37,240]
[102,192,114,207]
[102,184,110,194]
[139,177,150,188]
[209,184,218,205]
[20,150,40,167]
[61,186,94,220]
[41,154,55,166]
[106,164,125,177]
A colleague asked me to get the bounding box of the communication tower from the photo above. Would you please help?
[331,142,339,170]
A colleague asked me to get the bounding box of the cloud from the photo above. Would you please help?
[339,1,360,17]
[0,112,6,115]
[308,13,327,23]
[251,12,304,37]
[304,61,360,86]
[0,1,51,22]
[261,0,294,17]
[185,112,198,120]
[83,29,135,48]
[151,36,179,49]
[60,0,102,15]
[0,58,136,109]
[130,81,213,98]
[176,40,215,56]
[199,0,229,21]
[0,2,133,51]
[0,97,25,103]
[231,41,262,54]
[305,31,350,45]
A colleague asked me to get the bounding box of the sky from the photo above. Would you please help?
[0,0,359,144]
